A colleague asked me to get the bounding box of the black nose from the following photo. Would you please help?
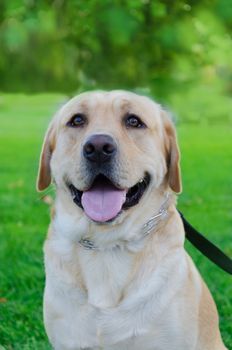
[83,134,117,163]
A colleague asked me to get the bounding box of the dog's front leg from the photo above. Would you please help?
[98,250,187,346]
[44,290,101,350]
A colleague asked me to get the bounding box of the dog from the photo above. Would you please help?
[37,91,227,350]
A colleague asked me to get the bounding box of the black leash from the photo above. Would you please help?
[178,211,232,275]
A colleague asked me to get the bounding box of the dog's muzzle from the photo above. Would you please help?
[68,134,151,223]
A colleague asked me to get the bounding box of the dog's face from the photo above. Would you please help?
[37,91,181,224]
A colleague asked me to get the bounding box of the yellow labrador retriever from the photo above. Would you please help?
[37,91,227,350]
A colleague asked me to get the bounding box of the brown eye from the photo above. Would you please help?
[67,113,86,127]
[125,114,146,128]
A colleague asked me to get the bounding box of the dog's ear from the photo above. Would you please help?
[162,111,182,193]
[36,122,56,192]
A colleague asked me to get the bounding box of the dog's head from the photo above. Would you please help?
[37,91,181,225]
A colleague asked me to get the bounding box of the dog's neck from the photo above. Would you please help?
[78,192,172,251]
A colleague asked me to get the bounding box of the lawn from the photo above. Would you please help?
[0,94,231,349]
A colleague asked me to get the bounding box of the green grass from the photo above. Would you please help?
[0,94,231,349]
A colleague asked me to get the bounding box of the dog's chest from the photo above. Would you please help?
[78,248,133,308]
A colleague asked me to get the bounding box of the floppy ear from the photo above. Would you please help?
[163,112,182,193]
[36,123,56,192]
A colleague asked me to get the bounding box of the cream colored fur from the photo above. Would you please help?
[37,91,227,350]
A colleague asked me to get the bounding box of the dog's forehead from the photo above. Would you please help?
[58,91,162,123]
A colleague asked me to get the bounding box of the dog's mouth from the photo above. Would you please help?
[68,173,151,223]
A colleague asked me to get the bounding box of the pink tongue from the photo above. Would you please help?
[81,180,126,222]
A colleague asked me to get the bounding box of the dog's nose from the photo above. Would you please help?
[83,134,117,163]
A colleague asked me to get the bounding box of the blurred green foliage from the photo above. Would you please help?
[0,1,232,113]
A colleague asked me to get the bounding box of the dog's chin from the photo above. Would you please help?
[67,173,151,224]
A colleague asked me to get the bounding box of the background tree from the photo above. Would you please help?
[0,0,232,121]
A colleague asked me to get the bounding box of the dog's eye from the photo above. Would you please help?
[125,114,146,128]
[67,114,86,127]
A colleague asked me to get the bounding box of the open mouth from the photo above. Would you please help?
[69,173,151,223]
